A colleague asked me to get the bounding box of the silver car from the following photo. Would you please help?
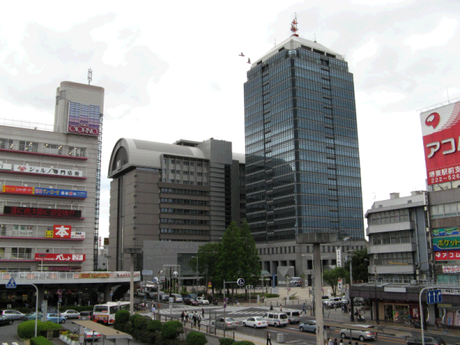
[1,309,25,320]
[214,317,238,329]
[61,309,80,319]
[340,325,378,341]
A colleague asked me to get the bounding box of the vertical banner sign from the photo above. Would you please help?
[420,101,460,185]
[336,248,342,268]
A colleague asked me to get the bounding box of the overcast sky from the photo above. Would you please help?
[1,0,459,239]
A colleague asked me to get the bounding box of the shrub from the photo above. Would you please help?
[186,331,208,345]
[114,321,133,335]
[115,309,130,323]
[219,338,235,345]
[30,336,53,345]
[17,320,63,339]
[161,320,184,339]
[147,319,162,332]
[233,342,254,345]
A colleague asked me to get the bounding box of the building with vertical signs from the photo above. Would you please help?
[0,81,104,273]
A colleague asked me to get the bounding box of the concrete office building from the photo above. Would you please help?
[244,23,365,277]
[0,81,104,273]
[107,138,245,273]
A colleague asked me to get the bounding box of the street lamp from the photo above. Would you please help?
[374,266,379,324]
[192,256,198,296]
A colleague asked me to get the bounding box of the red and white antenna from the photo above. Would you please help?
[290,13,299,37]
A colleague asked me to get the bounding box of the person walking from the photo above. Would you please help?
[202,307,205,319]
[266,331,272,345]
[301,303,306,314]
[339,339,344,345]
[334,339,338,345]
[181,310,185,323]
[151,304,156,318]
[280,305,283,312]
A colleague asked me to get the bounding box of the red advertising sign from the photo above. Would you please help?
[420,101,460,185]
[53,225,72,238]
[34,253,85,262]
[3,206,82,218]
[434,250,460,261]
[2,185,34,195]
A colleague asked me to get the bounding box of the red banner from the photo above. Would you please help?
[2,185,34,194]
[53,225,72,238]
[434,250,460,261]
[34,253,85,262]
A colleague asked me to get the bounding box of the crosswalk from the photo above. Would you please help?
[2,342,20,345]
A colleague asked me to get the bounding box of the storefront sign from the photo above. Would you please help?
[442,265,460,273]
[116,272,141,278]
[4,206,82,218]
[0,163,12,170]
[433,227,460,237]
[435,250,460,260]
[79,273,109,279]
[2,185,34,195]
[34,253,85,262]
[13,165,83,177]
[71,231,85,239]
[433,236,460,251]
[34,188,87,198]
[53,225,71,238]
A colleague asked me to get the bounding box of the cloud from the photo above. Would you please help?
[405,17,457,52]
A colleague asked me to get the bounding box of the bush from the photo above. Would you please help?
[114,321,134,335]
[219,338,235,345]
[147,319,162,332]
[17,320,63,339]
[30,336,53,345]
[161,320,183,339]
[115,309,131,323]
[233,342,254,345]
[186,331,208,345]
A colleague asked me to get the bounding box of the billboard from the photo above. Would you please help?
[34,253,85,262]
[420,101,460,185]
[67,101,101,136]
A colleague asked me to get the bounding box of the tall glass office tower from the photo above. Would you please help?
[244,34,364,243]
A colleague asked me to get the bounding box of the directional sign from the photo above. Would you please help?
[427,289,442,304]
[6,277,16,289]
[237,278,245,287]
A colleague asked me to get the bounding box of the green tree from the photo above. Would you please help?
[216,222,244,294]
[189,242,220,294]
[345,248,369,283]
[239,219,261,296]
[323,266,348,296]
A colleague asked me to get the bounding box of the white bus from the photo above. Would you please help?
[93,301,130,325]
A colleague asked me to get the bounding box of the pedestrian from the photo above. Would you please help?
[339,340,344,345]
[334,339,338,345]
[151,304,156,318]
[270,304,273,311]
[328,339,334,345]
[202,307,205,319]
[355,342,358,345]
[301,303,306,314]
[266,331,272,345]
[185,311,189,322]
[193,312,197,326]
[181,311,185,323]
[198,314,201,329]
[280,305,283,312]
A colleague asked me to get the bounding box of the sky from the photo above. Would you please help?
[1,0,459,239]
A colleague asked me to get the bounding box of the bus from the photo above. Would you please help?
[93,301,130,325]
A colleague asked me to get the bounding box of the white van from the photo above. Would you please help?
[262,312,289,327]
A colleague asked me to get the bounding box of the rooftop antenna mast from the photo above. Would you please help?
[88,68,92,85]
[290,13,299,37]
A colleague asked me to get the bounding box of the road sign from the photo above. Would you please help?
[427,289,442,304]
[6,277,16,289]
[237,278,245,287]
[142,270,153,275]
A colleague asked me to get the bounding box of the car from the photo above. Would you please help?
[1,309,26,320]
[406,337,446,345]
[213,317,238,329]
[171,294,183,303]
[243,317,268,328]
[84,327,102,342]
[197,297,209,305]
[299,320,317,333]
[46,313,66,324]
[183,298,199,306]
[262,312,289,327]
[80,311,93,320]
[21,312,43,321]
[161,294,170,301]
[284,310,301,324]
[0,315,14,326]
[323,297,343,308]
[340,325,377,341]
[61,309,80,319]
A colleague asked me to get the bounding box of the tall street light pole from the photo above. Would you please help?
[192,256,198,296]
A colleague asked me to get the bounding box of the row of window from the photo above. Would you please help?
[160,188,209,196]
[367,209,410,225]
[371,230,412,245]
[160,228,209,236]
[430,202,460,219]
[160,208,209,216]
[160,198,208,206]
[0,138,87,157]
[159,218,209,225]
[161,179,206,185]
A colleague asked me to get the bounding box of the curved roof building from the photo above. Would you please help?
[107,137,245,272]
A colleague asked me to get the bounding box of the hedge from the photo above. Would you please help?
[30,336,53,345]
[186,331,208,345]
[17,320,63,339]
[219,338,235,345]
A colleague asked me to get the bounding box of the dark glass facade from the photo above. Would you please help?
[244,38,364,242]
